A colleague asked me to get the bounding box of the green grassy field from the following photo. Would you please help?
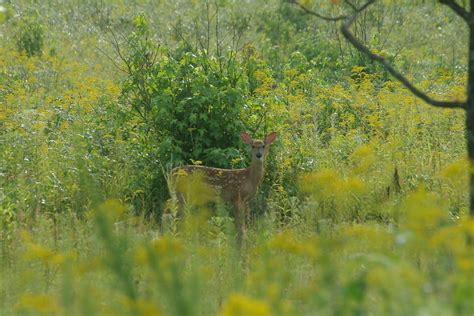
[1,1,473,315]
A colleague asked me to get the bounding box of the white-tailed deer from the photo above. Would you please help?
[170,131,277,243]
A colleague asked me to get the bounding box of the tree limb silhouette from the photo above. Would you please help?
[291,0,467,110]
[439,0,470,22]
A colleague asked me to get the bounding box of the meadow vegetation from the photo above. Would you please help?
[1,0,473,315]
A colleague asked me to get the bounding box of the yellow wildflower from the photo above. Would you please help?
[220,294,271,316]
[16,294,60,314]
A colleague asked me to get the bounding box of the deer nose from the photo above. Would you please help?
[256,153,263,159]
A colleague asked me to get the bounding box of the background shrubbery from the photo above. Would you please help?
[1,0,473,315]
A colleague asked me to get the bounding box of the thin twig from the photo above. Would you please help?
[109,27,132,74]
[169,21,193,51]
[96,45,128,73]
[343,0,357,11]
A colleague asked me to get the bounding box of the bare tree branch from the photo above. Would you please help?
[108,27,132,75]
[340,2,467,110]
[96,45,128,73]
[292,0,467,110]
[439,0,470,22]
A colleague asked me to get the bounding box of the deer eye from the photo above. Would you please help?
[262,145,265,148]
[252,145,255,148]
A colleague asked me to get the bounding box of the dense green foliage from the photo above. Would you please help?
[15,13,44,57]
[1,0,473,315]
[121,14,249,168]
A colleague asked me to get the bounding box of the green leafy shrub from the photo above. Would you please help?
[121,15,249,169]
[149,49,247,168]
[15,14,44,57]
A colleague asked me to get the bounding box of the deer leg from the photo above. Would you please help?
[233,194,246,246]
[243,201,251,227]
[175,192,186,218]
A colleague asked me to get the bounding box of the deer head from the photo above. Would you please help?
[240,131,277,162]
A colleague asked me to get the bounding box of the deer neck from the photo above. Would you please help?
[248,158,264,186]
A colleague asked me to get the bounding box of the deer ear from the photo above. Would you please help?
[240,132,253,144]
[264,132,277,145]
